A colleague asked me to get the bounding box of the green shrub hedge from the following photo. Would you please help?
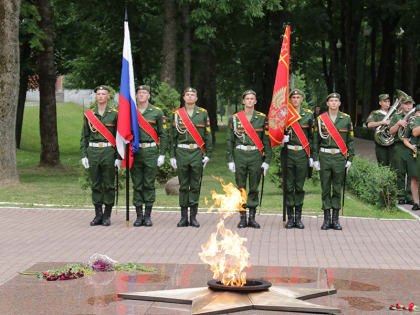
[347,156,398,211]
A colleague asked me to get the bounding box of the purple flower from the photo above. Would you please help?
[92,259,114,272]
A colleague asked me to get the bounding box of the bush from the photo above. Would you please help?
[268,146,320,188]
[153,82,180,184]
[354,126,374,141]
[347,156,398,211]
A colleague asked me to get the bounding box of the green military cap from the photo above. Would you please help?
[326,92,341,101]
[289,89,304,97]
[136,85,150,93]
[401,95,415,104]
[378,93,390,101]
[94,85,110,92]
[183,87,197,95]
[242,89,256,99]
[415,104,420,112]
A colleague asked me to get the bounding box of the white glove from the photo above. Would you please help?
[282,135,289,144]
[313,161,320,171]
[202,156,210,168]
[170,157,177,169]
[261,162,270,176]
[228,162,236,173]
[114,159,122,171]
[345,161,352,171]
[81,157,89,169]
[157,155,165,167]
[309,158,314,168]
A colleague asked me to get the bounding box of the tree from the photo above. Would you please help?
[38,0,60,166]
[0,0,21,184]
[16,0,45,148]
[160,0,177,87]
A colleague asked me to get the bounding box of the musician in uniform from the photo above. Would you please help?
[408,105,420,211]
[281,89,314,229]
[366,94,392,166]
[226,90,272,229]
[80,85,121,226]
[389,95,415,205]
[313,93,354,230]
[402,102,420,211]
[132,85,169,227]
[170,87,212,228]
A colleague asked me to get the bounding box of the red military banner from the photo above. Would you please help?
[268,25,291,148]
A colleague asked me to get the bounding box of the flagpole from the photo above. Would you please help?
[125,143,130,226]
[124,3,129,228]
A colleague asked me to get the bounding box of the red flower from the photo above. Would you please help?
[390,305,395,310]
[42,271,50,276]
[396,303,401,309]
[409,303,415,311]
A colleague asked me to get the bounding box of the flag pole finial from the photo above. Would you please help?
[124,1,128,21]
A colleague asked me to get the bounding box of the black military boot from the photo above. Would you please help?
[285,206,295,229]
[90,204,103,226]
[177,207,189,227]
[133,205,143,227]
[247,207,260,229]
[102,205,112,226]
[321,209,331,230]
[189,205,200,228]
[143,206,153,226]
[237,211,247,228]
[294,205,305,229]
[331,209,343,230]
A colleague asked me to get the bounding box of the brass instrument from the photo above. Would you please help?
[374,89,408,146]
[398,108,416,141]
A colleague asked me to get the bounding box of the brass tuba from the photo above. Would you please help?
[374,89,408,146]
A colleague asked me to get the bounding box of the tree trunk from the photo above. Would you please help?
[38,0,60,167]
[182,4,191,88]
[197,47,218,142]
[160,0,177,88]
[0,0,20,185]
[341,0,362,122]
[16,74,28,149]
[375,17,399,99]
[369,21,377,113]
[401,41,415,95]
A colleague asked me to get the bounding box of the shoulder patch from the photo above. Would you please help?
[342,112,350,117]
[317,116,321,120]
[375,110,380,114]
[304,108,313,114]
[110,107,118,112]
[232,113,238,118]
[256,111,266,117]
[198,107,207,112]
[152,105,162,111]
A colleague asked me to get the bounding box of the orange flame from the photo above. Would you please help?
[199,179,250,286]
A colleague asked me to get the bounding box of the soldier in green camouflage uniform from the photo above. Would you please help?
[402,102,420,211]
[366,94,392,166]
[409,104,420,211]
[389,95,416,205]
[313,93,354,230]
[170,87,212,228]
[281,89,314,229]
[132,85,169,227]
[80,86,121,226]
[226,90,272,229]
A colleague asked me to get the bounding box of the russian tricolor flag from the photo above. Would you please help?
[116,20,139,168]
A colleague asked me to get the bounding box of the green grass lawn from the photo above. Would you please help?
[0,102,412,219]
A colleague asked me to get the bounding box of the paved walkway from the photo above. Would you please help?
[1,207,419,287]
